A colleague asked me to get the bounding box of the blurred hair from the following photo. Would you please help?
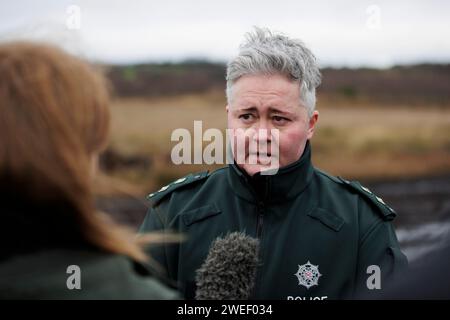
[0,41,148,262]
[226,27,321,117]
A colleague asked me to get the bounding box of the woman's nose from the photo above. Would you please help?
[251,123,273,143]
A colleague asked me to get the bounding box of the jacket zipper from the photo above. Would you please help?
[252,177,268,298]
[256,201,265,238]
[252,201,265,298]
[256,176,269,238]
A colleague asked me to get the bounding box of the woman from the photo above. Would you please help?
[0,42,178,299]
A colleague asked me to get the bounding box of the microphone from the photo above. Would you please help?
[195,232,260,300]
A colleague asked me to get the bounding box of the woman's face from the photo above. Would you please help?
[227,73,319,176]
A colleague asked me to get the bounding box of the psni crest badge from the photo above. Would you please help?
[294,261,322,289]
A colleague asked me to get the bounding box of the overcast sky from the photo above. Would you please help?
[1,0,449,67]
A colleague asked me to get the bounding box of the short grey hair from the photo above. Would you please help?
[226,27,321,117]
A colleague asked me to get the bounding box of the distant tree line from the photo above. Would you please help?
[105,62,450,106]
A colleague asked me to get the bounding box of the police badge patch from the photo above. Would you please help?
[294,261,322,289]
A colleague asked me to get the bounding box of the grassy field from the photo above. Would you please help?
[101,91,450,195]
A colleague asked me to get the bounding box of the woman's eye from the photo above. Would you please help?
[239,114,254,121]
[273,116,288,124]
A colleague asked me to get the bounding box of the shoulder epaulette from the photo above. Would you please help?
[146,171,209,207]
[337,176,396,221]
[315,169,343,184]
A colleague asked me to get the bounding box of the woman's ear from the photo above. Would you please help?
[307,110,319,139]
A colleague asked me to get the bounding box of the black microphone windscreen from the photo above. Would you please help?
[195,232,259,300]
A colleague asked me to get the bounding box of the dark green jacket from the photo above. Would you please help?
[140,142,407,299]
[0,248,179,300]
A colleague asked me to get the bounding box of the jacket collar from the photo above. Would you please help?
[227,141,314,204]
